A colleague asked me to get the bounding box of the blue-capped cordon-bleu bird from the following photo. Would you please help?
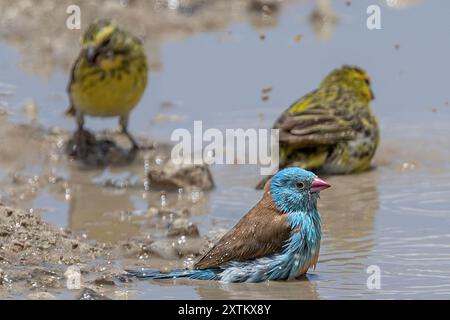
[126,168,330,283]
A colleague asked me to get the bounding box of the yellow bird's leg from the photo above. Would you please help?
[76,110,85,132]
[120,114,140,150]
[74,110,94,143]
[69,110,96,157]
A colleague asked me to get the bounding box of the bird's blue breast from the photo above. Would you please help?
[284,210,321,276]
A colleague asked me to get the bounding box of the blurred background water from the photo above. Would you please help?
[1,0,450,299]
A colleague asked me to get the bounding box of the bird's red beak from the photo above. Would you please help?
[311,177,330,193]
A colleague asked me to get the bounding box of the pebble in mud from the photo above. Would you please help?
[119,239,153,259]
[176,238,207,257]
[148,237,206,260]
[248,0,279,15]
[148,240,178,260]
[148,160,214,191]
[93,275,115,286]
[167,219,200,238]
[152,207,191,219]
[28,268,62,289]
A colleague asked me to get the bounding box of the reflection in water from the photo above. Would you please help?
[0,110,213,243]
[318,171,379,277]
[67,175,143,242]
[0,115,47,208]
[321,171,379,242]
[64,161,212,243]
[0,0,299,76]
[140,275,320,299]
[194,276,320,299]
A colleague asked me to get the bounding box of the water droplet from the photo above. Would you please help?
[191,191,201,203]
[56,139,64,148]
[144,159,151,173]
[160,194,167,207]
[65,188,71,201]
[168,0,179,10]
[143,179,150,192]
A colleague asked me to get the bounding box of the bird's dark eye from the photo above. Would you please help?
[101,38,111,47]
[296,182,305,189]
[365,78,370,85]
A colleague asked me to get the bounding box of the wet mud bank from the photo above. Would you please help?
[0,203,225,299]
[0,112,218,299]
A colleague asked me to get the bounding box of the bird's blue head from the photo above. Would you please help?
[270,168,330,214]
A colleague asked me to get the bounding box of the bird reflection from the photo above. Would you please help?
[66,170,143,243]
[194,276,320,299]
[143,275,320,299]
[64,162,211,243]
[318,170,379,261]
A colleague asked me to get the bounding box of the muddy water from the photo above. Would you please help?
[1,0,450,299]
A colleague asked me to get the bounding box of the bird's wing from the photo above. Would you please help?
[274,89,361,147]
[194,193,291,270]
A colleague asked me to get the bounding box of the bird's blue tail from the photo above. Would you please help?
[126,268,219,280]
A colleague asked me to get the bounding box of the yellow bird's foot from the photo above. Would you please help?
[66,129,137,167]
[67,129,97,158]
[121,129,154,152]
[123,130,140,151]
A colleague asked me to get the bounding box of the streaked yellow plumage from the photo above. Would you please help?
[67,19,148,149]
[257,65,379,188]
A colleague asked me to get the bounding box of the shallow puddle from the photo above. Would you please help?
[1,0,450,299]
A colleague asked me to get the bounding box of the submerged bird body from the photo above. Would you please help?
[127,168,330,283]
[274,66,379,177]
[67,20,148,149]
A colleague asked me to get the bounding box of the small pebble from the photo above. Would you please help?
[293,34,302,43]
[168,218,200,238]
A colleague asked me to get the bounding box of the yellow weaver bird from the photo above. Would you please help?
[257,65,379,189]
[67,19,148,150]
